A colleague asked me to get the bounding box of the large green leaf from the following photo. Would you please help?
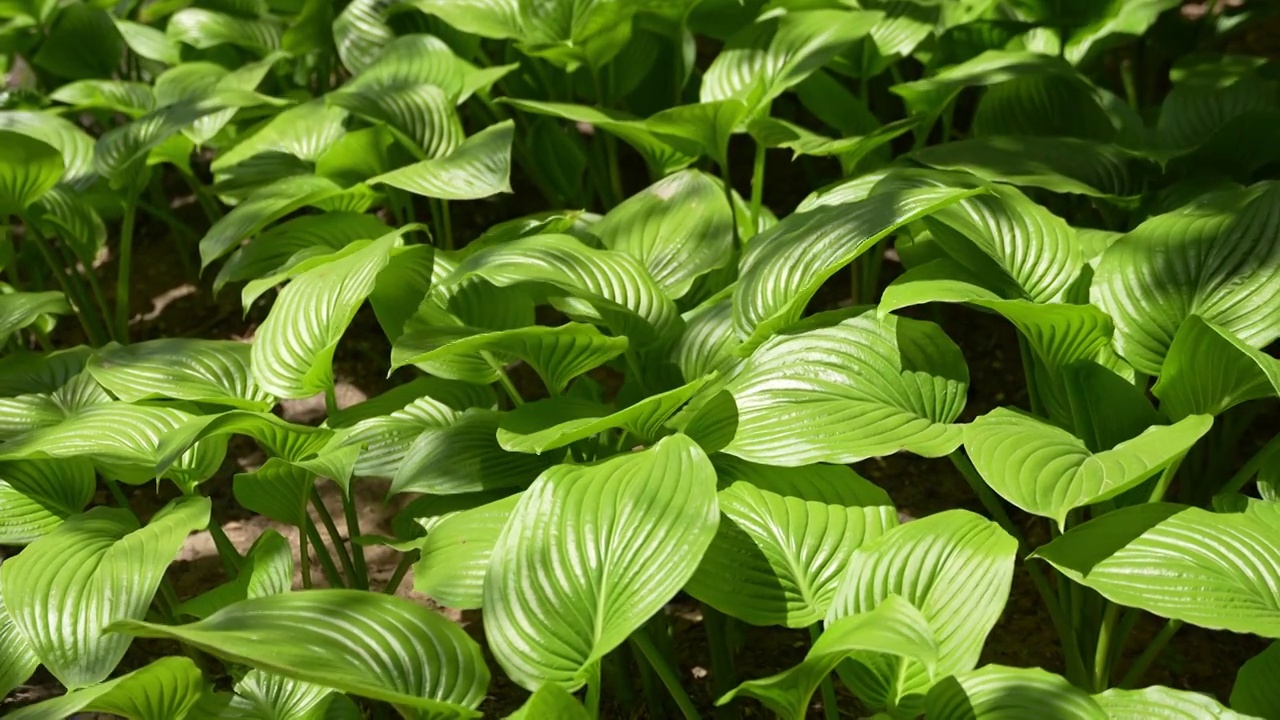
[825,510,1017,715]
[390,409,554,496]
[444,234,681,345]
[1095,685,1248,719]
[0,458,95,545]
[50,80,155,116]
[965,410,1212,528]
[0,403,226,487]
[0,291,68,340]
[721,596,938,720]
[589,169,733,300]
[506,683,590,720]
[733,185,980,346]
[892,50,1075,118]
[700,9,881,120]
[328,81,463,159]
[0,131,62,215]
[0,568,39,698]
[167,8,282,53]
[1232,642,1280,718]
[1,497,210,688]
[1064,0,1180,66]
[925,666,1106,720]
[972,73,1115,141]
[87,339,273,409]
[696,311,968,465]
[484,434,718,690]
[113,589,490,716]
[369,120,513,200]
[0,348,108,440]
[671,290,740,383]
[748,116,919,176]
[1153,316,1280,420]
[392,322,627,395]
[513,0,635,70]
[199,175,349,268]
[1036,502,1280,637]
[496,376,709,454]
[115,18,182,65]
[4,657,204,720]
[31,4,123,80]
[912,136,1150,198]
[251,230,405,398]
[686,458,896,627]
[179,530,292,619]
[1091,182,1280,375]
[214,212,390,292]
[0,111,96,190]
[212,101,348,175]
[415,493,520,610]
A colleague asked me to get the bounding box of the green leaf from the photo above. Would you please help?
[415,493,520,610]
[445,234,681,346]
[328,82,463,159]
[503,99,697,177]
[234,458,316,527]
[589,169,733,300]
[87,339,273,409]
[733,185,980,347]
[0,348,108,440]
[507,683,590,720]
[403,0,521,39]
[925,665,1106,720]
[514,0,635,70]
[215,212,389,292]
[200,175,351,269]
[369,120,514,200]
[213,100,349,174]
[965,409,1212,528]
[390,409,554,496]
[1153,316,1280,421]
[167,8,282,53]
[892,50,1075,118]
[4,657,204,720]
[912,136,1150,198]
[1091,182,1280,375]
[700,9,880,120]
[1233,642,1280,718]
[748,116,918,175]
[0,402,226,487]
[0,568,39,698]
[671,290,741,382]
[179,530,292,619]
[392,322,627,394]
[485,434,718,690]
[31,4,123,80]
[643,100,748,170]
[1036,502,1280,637]
[115,18,182,65]
[1095,685,1248,719]
[50,80,155,116]
[972,73,1115,141]
[0,290,68,340]
[721,596,938,720]
[332,0,394,73]
[686,459,897,627]
[0,131,62,215]
[1064,0,1179,65]
[218,670,337,720]
[1,496,210,688]
[112,589,490,716]
[0,111,97,190]
[698,311,968,465]
[826,510,1017,714]
[0,458,95,545]
[95,95,257,185]
[496,375,710,454]
[251,229,406,399]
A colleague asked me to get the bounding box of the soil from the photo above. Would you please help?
[4,92,1277,720]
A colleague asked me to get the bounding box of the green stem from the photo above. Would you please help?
[115,200,137,342]
[631,641,666,717]
[585,662,602,719]
[25,220,108,345]
[859,239,885,304]
[1108,608,1142,672]
[106,478,131,510]
[591,69,623,206]
[603,651,636,710]
[298,524,313,589]
[303,517,344,588]
[178,168,222,225]
[630,630,699,720]
[949,450,1024,546]
[1119,620,1181,689]
[441,200,452,251]
[1018,336,1046,418]
[1027,560,1087,683]
[703,605,740,720]
[719,160,740,247]
[383,552,416,594]
[484,352,523,407]
[1093,602,1120,691]
[309,487,356,586]
[809,624,839,720]
[208,519,243,577]
[1147,457,1184,503]
[342,491,369,590]
[749,140,766,232]
[1220,432,1280,497]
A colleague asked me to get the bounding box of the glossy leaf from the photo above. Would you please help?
[167,8,282,53]
[0,291,68,340]
[0,458,95,545]
[0,131,63,215]
[415,493,520,610]
[214,212,389,293]
[199,175,349,268]
[721,596,937,720]
[369,120,514,200]
[113,589,490,715]
[390,409,554,496]
[1232,642,1280,718]
[733,185,980,346]
[700,311,968,465]
[179,530,293,619]
[1095,685,1248,719]
[1,497,210,688]
[485,434,718,690]
[0,111,96,190]
[686,459,897,627]
[88,339,272,409]
[1092,182,1280,375]
[4,657,204,720]
[1036,502,1280,637]
[965,409,1212,528]
[913,136,1150,198]
[826,510,1017,714]
[589,169,733,300]
[507,683,590,720]
[1153,316,1280,420]
[925,665,1106,720]
[0,569,38,698]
